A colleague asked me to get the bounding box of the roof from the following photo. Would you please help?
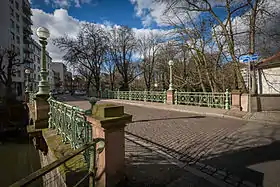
[256,52,280,69]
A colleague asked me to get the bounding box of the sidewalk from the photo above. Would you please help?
[100,99,247,119]
[100,99,280,124]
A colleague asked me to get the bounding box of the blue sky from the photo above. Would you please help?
[31,0,147,29]
[29,0,257,62]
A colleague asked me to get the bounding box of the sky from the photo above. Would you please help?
[29,0,280,63]
[30,0,177,62]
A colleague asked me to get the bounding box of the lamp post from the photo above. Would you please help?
[36,27,50,95]
[25,68,31,93]
[168,60,174,91]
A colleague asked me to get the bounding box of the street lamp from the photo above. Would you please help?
[168,60,174,91]
[36,27,50,96]
[25,68,31,93]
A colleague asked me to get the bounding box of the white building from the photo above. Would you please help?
[28,39,53,92]
[0,0,53,98]
[256,52,280,94]
[50,62,67,91]
[0,0,32,99]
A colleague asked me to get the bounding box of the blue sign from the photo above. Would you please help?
[239,54,259,63]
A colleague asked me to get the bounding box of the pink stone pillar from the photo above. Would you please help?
[166,90,175,105]
[86,104,132,187]
[230,90,242,111]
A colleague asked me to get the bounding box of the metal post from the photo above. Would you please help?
[163,90,166,104]
[175,90,178,105]
[89,145,96,187]
[225,89,229,110]
[248,61,251,113]
[129,89,131,100]
[37,39,50,95]
[144,89,147,102]
[117,89,120,99]
[168,61,174,91]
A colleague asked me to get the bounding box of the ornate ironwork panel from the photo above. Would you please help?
[175,91,232,109]
[146,91,166,103]
[48,94,92,149]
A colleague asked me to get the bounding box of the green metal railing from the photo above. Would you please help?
[10,139,105,187]
[91,89,231,109]
[29,92,35,106]
[174,89,231,109]
[48,94,92,150]
[104,90,166,103]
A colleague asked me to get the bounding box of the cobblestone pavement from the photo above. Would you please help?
[65,98,280,187]
[125,138,216,187]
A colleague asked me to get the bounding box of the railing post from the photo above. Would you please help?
[163,90,166,104]
[117,89,120,99]
[225,89,229,110]
[89,144,96,187]
[144,89,147,102]
[86,105,132,187]
[129,89,132,100]
[175,90,178,105]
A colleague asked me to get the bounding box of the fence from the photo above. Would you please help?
[92,89,231,109]
[48,93,92,150]
[175,89,231,109]
[10,139,105,187]
[29,91,35,106]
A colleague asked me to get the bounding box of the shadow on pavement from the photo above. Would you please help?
[131,116,205,123]
[125,126,280,187]
[124,138,215,187]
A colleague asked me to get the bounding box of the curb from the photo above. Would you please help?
[99,99,280,125]
[100,99,245,121]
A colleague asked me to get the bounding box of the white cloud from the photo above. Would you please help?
[31,8,171,62]
[44,0,92,8]
[31,8,83,62]
[130,0,201,27]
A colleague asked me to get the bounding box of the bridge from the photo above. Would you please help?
[9,90,280,187]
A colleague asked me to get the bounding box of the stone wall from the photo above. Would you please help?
[251,94,280,112]
[38,147,67,187]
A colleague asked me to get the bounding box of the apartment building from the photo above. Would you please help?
[50,62,68,92]
[28,39,53,92]
[0,0,54,99]
[0,0,32,98]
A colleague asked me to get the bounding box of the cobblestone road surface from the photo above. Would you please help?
[65,98,280,187]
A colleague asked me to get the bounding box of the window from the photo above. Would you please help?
[11,44,15,50]
[16,47,20,54]
[10,7,14,17]
[16,25,19,33]
[16,35,20,44]
[17,70,21,77]
[10,0,14,5]
[15,1,19,10]
[11,32,15,41]
[10,19,14,29]
[16,13,19,22]
[38,75,40,81]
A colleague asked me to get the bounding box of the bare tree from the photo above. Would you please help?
[159,0,251,92]
[102,54,117,90]
[53,23,108,93]
[108,26,140,91]
[138,31,161,90]
[0,47,21,97]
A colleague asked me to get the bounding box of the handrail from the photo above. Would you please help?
[10,138,105,187]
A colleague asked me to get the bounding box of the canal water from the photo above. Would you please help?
[0,131,42,187]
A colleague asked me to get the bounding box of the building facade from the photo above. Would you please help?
[0,0,33,99]
[50,62,68,92]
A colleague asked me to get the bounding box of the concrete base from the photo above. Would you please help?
[34,95,50,129]
[166,90,175,105]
